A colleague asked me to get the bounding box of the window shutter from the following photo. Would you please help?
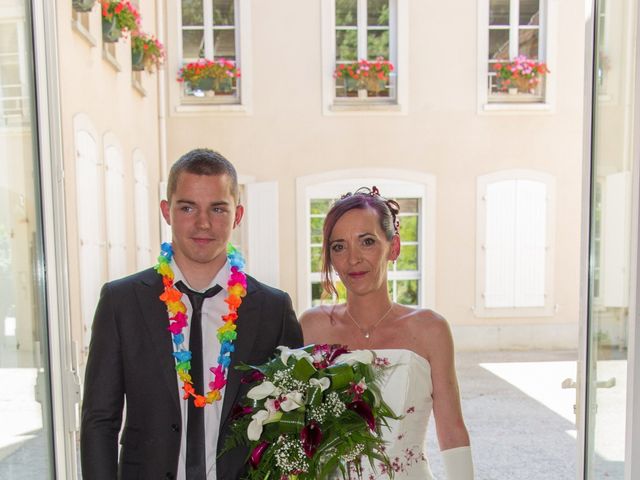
[75,130,103,351]
[134,155,151,270]
[603,172,631,307]
[104,145,127,280]
[484,180,517,308]
[514,180,547,307]
[245,182,280,287]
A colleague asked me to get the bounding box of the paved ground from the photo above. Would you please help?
[0,349,627,479]
[426,350,624,480]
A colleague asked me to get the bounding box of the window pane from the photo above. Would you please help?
[397,244,418,270]
[397,280,418,305]
[212,0,234,25]
[336,29,358,61]
[182,0,204,26]
[311,282,324,306]
[310,217,324,245]
[489,29,510,60]
[368,0,389,26]
[519,29,539,59]
[489,0,509,25]
[335,281,347,303]
[182,29,204,58]
[214,29,236,59]
[397,198,418,213]
[336,0,357,26]
[310,199,333,215]
[367,30,389,59]
[387,280,395,300]
[399,215,418,242]
[311,246,322,272]
[519,0,540,26]
[0,5,55,477]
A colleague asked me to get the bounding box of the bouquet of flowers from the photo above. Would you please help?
[493,55,549,93]
[223,344,398,479]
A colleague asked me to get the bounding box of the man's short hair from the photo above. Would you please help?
[166,148,239,203]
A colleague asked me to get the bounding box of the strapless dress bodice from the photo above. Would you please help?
[353,349,435,479]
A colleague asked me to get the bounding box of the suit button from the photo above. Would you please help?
[171,424,180,433]
[165,473,174,479]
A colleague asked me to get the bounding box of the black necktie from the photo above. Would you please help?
[175,281,223,479]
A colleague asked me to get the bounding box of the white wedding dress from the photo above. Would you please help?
[353,349,435,479]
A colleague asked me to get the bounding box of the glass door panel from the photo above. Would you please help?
[0,1,55,478]
[586,0,637,477]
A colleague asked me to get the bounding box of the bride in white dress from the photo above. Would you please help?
[300,187,473,479]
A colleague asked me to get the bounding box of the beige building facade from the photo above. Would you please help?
[4,0,640,479]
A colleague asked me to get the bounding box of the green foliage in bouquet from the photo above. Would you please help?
[222,344,399,479]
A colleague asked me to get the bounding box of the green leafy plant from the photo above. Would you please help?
[493,55,550,93]
[177,58,240,93]
[100,0,140,36]
[131,31,165,72]
[334,57,394,95]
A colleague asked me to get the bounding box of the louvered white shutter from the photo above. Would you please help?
[484,180,517,308]
[104,144,127,279]
[75,130,103,351]
[603,172,631,307]
[133,153,151,270]
[245,182,280,287]
[514,180,546,307]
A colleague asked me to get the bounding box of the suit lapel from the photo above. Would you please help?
[135,269,181,412]
[220,278,263,425]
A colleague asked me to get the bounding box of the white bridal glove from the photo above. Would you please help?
[441,446,474,480]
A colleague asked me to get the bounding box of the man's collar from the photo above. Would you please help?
[170,258,230,292]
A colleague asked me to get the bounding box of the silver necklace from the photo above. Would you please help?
[345,304,394,339]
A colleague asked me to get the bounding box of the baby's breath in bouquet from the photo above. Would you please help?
[222,344,398,479]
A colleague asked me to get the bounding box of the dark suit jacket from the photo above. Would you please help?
[80,267,303,480]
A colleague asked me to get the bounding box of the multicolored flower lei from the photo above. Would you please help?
[155,242,247,408]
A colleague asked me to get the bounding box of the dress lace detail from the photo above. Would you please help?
[352,349,435,479]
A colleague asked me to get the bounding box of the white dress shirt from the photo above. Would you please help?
[171,259,230,480]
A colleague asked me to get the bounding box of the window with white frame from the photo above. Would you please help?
[334,0,397,101]
[487,0,547,102]
[104,139,128,280]
[179,0,240,102]
[0,21,29,127]
[308,195,419,307]
[476,171,555,317]
[297,174,435,312]
[133,151,152,270]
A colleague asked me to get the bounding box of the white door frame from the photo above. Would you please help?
[32,1,80,478]
[580,1,640,479]
[623,0,640,476]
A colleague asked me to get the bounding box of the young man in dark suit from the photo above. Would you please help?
[81,149,303,479]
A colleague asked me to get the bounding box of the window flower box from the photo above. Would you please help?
[177,58,241,97]
[131,32,165,72]
[493,55,549,95]
[334,57,394,99]
[100,0,140,43]
[73,0,96,13]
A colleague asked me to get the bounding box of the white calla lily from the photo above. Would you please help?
[247,409,283,441]
[277,345,314,366]
[247,410,270,441]
[309,377,331,391]
[280,391,305,412]
[247,381,279,400]
[332,349,375,366]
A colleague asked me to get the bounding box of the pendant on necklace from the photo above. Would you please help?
[364,331,371,339]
